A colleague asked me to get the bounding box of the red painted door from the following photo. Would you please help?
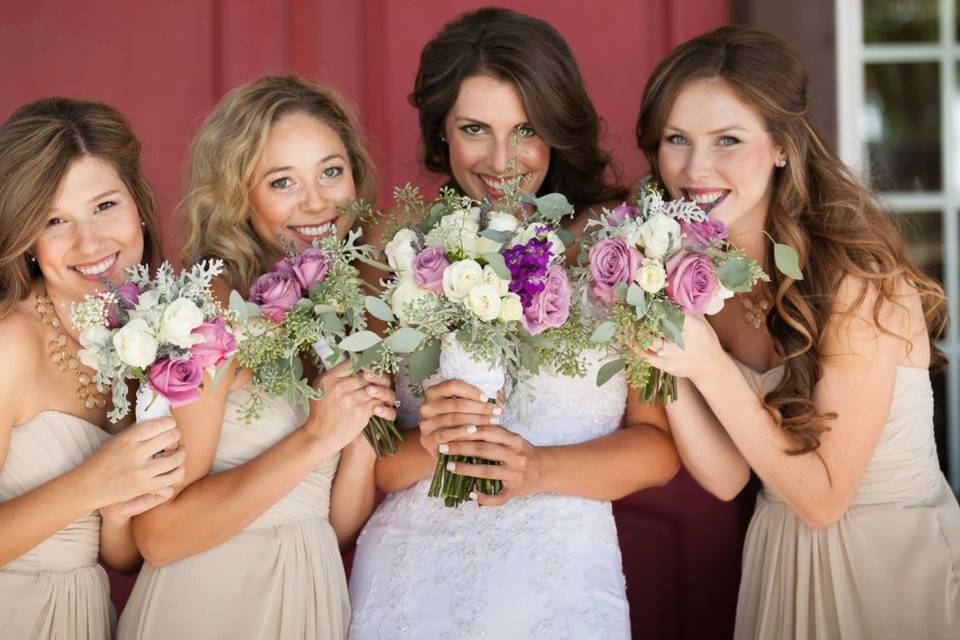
[1,2,741,638]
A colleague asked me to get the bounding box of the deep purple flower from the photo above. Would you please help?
[502,236,552,307]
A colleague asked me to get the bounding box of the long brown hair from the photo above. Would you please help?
[637,26,948,453]
[0,98,162,318]
[411,7,626,210]
[180,75,376,294]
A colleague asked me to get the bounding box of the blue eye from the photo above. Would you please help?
[270,177,293,189]
[718,136,740,147]
[665,134,688,145]
[460,124,484,136]
[322,166,344,179]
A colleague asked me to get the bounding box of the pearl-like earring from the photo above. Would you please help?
[776,159,787,168]
[140,220,146,227]
[28,254,37,263]
[439,132,447,143]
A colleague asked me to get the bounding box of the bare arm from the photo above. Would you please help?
[328,437,377,550]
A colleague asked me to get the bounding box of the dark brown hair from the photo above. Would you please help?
[637,25,947,453]
[411,6,626,210]
[0,98,162,318]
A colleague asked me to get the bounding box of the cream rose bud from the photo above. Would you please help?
[704,285,735,316]
[635,258,667,294]
[498,292,523,323]
[638,213,682,259]
[442,259,483,302]
[385,228,419,276]
[112,318,159,368]
[158,298,205,348]
[128,289,162,321]
[487,211,519,234]
[466,284,503,322]
[482,264,510,296]
[390,278,431,325]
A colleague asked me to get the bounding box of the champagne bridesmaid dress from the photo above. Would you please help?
[117,388,349,640]
[0,412,114,640]
[734,362,960,640]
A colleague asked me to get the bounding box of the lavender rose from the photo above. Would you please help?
[665,251,720,315]
[250,271,302,323]
[411,246,450,294]
[680,219,728,250]
[148,357,203,408]
[608,202,640,226]
[106,282,141,328]
[589,237,644,303]
[189,317,237,369]
[291,248,332,290]
[521,265,571,336]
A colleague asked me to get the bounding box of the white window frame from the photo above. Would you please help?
[837,0,960,489]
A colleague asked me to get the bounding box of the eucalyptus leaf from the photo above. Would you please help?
[338,330,382,352]
[210,355,235,390]
[229,290,248,321]
[590,320,618,343]
[533,192,573,220]
[353,343,385,371]
[290,353,304,381]
[626,283,646,307]
[483,252,511,280]
[518,339,540,374]
[384,327,426,353]
[555,228,575,249]
[245,302,261,318]
[365,296,396,323]
[613,282,629,301]
[596,357,626,386]
[409,338,441,384]
[320,311,344,333]
[455,327,471,343]
[313,303,338,315]
[718,258,752,292]
[479,228,513,243]
[774,243,803,280]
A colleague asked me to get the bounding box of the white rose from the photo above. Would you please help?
[158,298,205,348]
[465,284,503,322]
[498,292,523,323]
[705,285,735,316]
[487,211,519,234]
[80,325,112,350]
[638,214,682,259]
[482,265,510,296]
[112,318,159,368]
[619,220,644,249]
[390,278,432,325]
[128,289,162,322]
[634,259,667,294]
[385,228,419,276]
[438,207,481,255]
[442,259,483,302]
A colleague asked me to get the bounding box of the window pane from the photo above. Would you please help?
[864,0,939,42]
[864,63,941,191]
[897,211,945,284]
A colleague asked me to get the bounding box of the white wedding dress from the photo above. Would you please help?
[348,348,631,639]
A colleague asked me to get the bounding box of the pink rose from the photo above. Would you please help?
[148,357,203,408]
[521,265,571,336]
[189,316,237,369]
[106,282,141,328]
[680,219,727,250]
[291,248,332,291]
[589,237,643,303]
[608,202,640,226]
[665,251,719,315]
[411,246,450,294]
[250,271,302,323]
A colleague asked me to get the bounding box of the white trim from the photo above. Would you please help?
[836,0,864,176]
[863,44,943,63]
[876,191,946,211]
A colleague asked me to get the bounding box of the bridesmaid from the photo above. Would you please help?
[636,26,960,638]
[0,98,185,639]
[116,76,396,639]
[348,8,679,639]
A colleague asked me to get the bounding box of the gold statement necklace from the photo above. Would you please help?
[737,290,772,330]
[35,292,107,410]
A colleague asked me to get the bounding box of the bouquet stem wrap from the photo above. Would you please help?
[135,384,172,422]
[425,332,504,507]
[313,339,403,457]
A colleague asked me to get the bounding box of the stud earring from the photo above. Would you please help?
[439,132,447,143]
[140,220,146,227]
[776,159,787,168]
[28,254,37,263]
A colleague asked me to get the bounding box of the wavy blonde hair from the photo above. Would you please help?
[0,98,162,319]
[180,75,376,294]
[637,26,948,453]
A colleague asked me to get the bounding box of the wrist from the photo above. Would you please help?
[690,350,737,392]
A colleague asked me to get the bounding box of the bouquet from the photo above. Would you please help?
[71,260,238,422]
[232,228,404,457]
[579,183,802,403]
[355,184,587,506]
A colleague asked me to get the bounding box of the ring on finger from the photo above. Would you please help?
[353,373,365,390]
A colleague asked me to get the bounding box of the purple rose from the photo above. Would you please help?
[521,265,571,336]
[588,237,643,303]
[148,357,203,408]
[665,251,719,315]
[411,246,450,294]
[106,282,141,329]
[609,202,640,226]
[680,219,728,250]
[189,316,237,369]
[272,257,296,277]
[290,248,332,290]
[249,271,302,323]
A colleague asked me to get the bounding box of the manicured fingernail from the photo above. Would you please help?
[479,393,490,403]
[489,416,501,425]
[446,461,456,471]
[465,424,477,434]
[491,406,503,416]
[438,443,449,454]
[469,491,478,501]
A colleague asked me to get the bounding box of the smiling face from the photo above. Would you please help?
[248,110,356,254]
[32,155,144,303]
[657,77,784,238]
[443,74,551,203]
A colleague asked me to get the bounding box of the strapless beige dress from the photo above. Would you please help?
[117,387,348,640]
[734,363,960,639]
[0,411,113,639]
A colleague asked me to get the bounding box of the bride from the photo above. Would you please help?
[348,9,680,639]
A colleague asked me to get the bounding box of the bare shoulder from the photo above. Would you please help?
[0,299,45,425]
